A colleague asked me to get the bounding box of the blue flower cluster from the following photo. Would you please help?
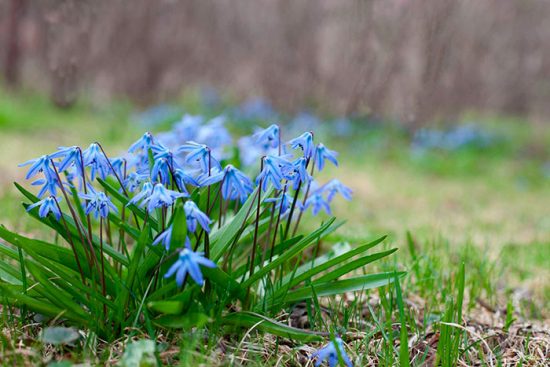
[412,123,495,152]
[19,114,352,288]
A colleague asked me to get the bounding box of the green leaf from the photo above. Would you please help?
[115,224,151,326]
[312,248,397,283]
[276,272,405,305]
[154,312,209,329]
[202,267,246,300]
[0,282,71,321]
[222,311,325,342]
[276,236,389,296]
[395,273,410,367]
[24,261,89,323]
[147,300,184,315]
[243,218,337,288]
[210,186,272,261]
[169,206,187,250]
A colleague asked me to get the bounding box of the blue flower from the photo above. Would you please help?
[173,114,203,141]
[265,192,296,216]
[164,237,216,286]
[184,201,212,233]
[80,189,118,219]
[315,143,338,171]
[124,172,149,193]
[202,165,253,203]
[153,224,173,251]
[253,124,280,149]
[129,132,155,153]
[310,337,352,367]
[151,158,172,186]
[223,165,254,202]
[150,141,173,161]
[19,155,52,180]
[234,97,278,120]
[30,165,61,198]
[128,182,154,206]
[109,157,126,179]
[304,192,331,216]
[173,168,198,192]
[26,196,62,221]
[141,183,186,212]
[256,155,292,191]
[288,132,314,159]
[322,179,352,202]
[283,157,310,190]
[82,143,110,181]
[177,141,220,173]
[49,146,83,173]
[196,116,232,151]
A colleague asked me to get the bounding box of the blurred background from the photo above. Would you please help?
[2,0,550,125]
[0,0,549,309]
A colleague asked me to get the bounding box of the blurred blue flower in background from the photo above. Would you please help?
[315,143,338,171]
[173,114,204,141]
[265,192,297,216]
[331,117,353,137]
[133,104,182,128]
[304,192,331,216]
[289,111,322,136]
[412,123,495,152]
[199,86,221,109]
[253,124,280,150]
[233,97,278,121]
[322,179,352,202]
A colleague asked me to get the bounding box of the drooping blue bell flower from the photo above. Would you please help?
[164,237,216,286]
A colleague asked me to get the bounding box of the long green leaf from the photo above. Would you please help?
[275,272,405,305]
[222,311,325,342]
[210,186,272,261]
[278,236,388,293]
[243,218,337,288]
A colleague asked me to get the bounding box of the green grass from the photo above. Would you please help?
[0,89,548,365]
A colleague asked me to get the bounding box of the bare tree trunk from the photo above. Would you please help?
[4,0,26,87]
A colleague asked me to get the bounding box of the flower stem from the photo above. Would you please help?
[54,198,86,284]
